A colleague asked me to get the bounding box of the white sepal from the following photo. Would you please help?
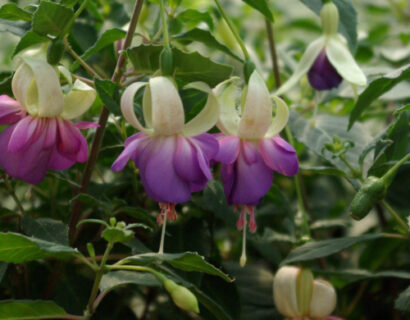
[326,35,367,86]
[58,66,73,87]
[275,36,325,96]
[273,266,301,317]
[61,80,97,119]
[215,77,241,136]
[238,71,272,140]
[19,57,64,117]
[309,279,337,318]
[182,82,220,137]
[149,76,185,135]
[265,96,289,138]
[120,82,153,134]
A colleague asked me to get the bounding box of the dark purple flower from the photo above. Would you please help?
[308,50,343,90]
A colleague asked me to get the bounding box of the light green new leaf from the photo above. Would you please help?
[0,300,67,319]
[0,3,32,21]
[242,0,274,22]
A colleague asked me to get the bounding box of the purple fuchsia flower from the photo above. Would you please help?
[0,57,97,184]
[112,76,220,252]
[276,2,366,94]
[214,71,298,266]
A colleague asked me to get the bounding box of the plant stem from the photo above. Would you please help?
[381,200,409,234]
[158,210,168,254]
[285,126,311,239]
[85,242,113,319]
[381,153,410,186]
[213,0,250,60]
[159,0,170,49]
[339,154,362,181]
[73,0,89,20]
[265,19,281,88]
[3,175,25,217]
[63,37,101,79]
[107,265,167,283]
[69,0,145,245]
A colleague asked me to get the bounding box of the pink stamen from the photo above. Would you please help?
[235,205,257,232]
[247,206,257,233]
[236,206,246,230]
[157,203,177,225]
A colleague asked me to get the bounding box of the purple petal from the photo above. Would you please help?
[48,148,75,170]
[0,124,51,184]
[308,50,342,91]
[0,95,25,125]
[241,140,258,164]
[214,136,240,164]
[56,119,82,159]
[191,133,219,160]
[75,121,99,129]
[174,136,207,182]
[259,136,299,176]
[221,143,273,206]
[138,136,191,203]
[112,133,149,171]
[7,116,38,153]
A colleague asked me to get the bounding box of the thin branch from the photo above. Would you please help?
[265,19,281,88]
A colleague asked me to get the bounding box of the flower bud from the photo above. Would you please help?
[350,176,386,220]
[309,279,337,318]
[160,47,174,76]
[164,279,200,313]
[321,2,339,35]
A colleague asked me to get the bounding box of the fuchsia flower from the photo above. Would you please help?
[214,71,298,265]
[0,57,97,184]
[112,77,219,229]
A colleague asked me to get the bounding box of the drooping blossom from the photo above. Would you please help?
[214,71,298,266]
[112,76,219,251]
[273,266,339,320]
[276,1,366,94]
[0,57,97,184]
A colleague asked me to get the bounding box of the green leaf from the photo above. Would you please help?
[123,252,232,282]
[0,262,7,283]
[94,79,121,115]
[309,219,349,230]
[395,285,410,313]
[32,1,74,36]
[174,28,243,62]
[0,3,32,21]
[100,271,161,292]
[281,233,385,265]
[0,300,67,319]
[177,9,214,30]
[0,72,13,96]
[21,217,69,246]
[348,64,410,130]
[0,232,78,264]
[301,0,358,50]
[394,104,410,115]
[316,268,410,283]
[102,227,134,244]
[253,228,297,244]
[299,165,349,177]
[13,31,49,57]
[242,0,274,22]
[127,45,233,87]
[71,28,126,72]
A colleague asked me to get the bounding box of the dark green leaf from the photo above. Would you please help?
[281,233,385,265]
[177,9,214,30]
[349,64,410,129]
[0,263,7,283]
[301,0,357,50]
[94,79,121,115]
[309,219,349,230]
[316,268,410,282]
[13,31,49,57]
[0,3,32,21]
[127,45,233,87]
[0,232,78,263]
[32,1,74,36]
[124,252,232,282]
[71,28,126,72]
[0,72,13,96]
[395,285,410,313]
[394,104,410,115]
[0,300,67,319]
[21,217,69,246]
[102,227,134,244]
[242,0,274,22]
[174,28,243,62]
[100,271,161,292]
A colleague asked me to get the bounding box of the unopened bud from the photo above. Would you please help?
[296,268,314,315]
[164,279,200,313]
[160,47,174,76]
[321,2,339,35]
[109,217,117,226]
[309,279,337,318]
[350,176,386,220]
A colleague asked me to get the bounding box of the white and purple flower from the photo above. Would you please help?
[214,71,298,265]
[276,2,366,94]
[0,57,97,184]
[112,77,219,226]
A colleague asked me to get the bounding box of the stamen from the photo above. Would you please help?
[158,204,168,255]
[247,206,257,233]
[240,210,247,267]
[236,206,246,230]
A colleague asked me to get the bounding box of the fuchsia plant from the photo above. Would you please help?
[0,56,97,184]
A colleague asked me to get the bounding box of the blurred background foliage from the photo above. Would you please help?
[0,0,409,319]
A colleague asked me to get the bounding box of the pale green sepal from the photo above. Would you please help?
[61,80,97,120]
[238,71,272,140]
[214,77,241,136]
[183,82,220,137]
[58,66,73,87]
[326,36,367,86]
[275,37,325,96]
[321,2,339,35]
[309,279,337,318]
[296,269,314,316]
[265,96,289,138]
[273,266,301,317]
[19,57,64,117]
[149,76,185,136]
[142,85,152,129]
[11,63,33,112]
[120,82,153,134]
